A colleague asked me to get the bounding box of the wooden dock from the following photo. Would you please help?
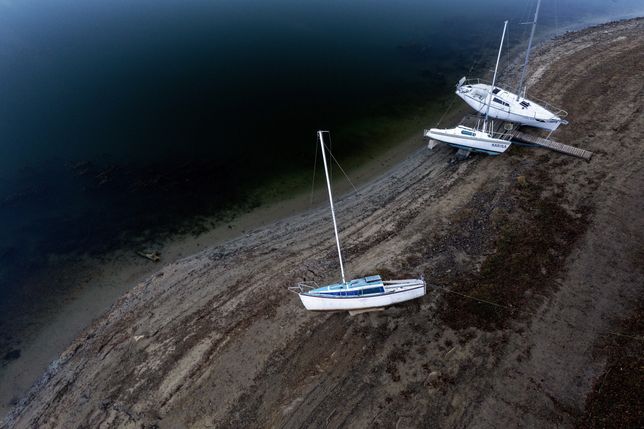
[511,131,593,161]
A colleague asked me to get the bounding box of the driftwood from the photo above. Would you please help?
[137,251,161,262]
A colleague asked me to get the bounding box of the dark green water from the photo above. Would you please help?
[0,0,642,345]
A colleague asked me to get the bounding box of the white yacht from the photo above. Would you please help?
[455,78,566,131]
[455,0,568,131]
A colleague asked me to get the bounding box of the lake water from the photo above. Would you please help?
[1,0,643,352]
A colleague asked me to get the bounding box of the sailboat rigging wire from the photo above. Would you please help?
[428,283,644,342]
[510,1,532,90]
[554,0,559,35]
[483,20,508,129]
[506,24,510,72]
[323,138,358,195]
[516,0,541,99]
[544,127,556,142]
[435,52,482,128]
[329,129,332,178]
[310,137,319,206]
[435,96,458,128]
[468,52,483,76]
[436,47,485,129]
[429,283,515,310]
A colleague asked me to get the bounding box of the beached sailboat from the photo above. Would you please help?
[455,0,568,131]
[289,131,426,312]
[426,21,512,156]
[426,123,511,156]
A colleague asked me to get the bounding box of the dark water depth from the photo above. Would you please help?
[1,0,643,347]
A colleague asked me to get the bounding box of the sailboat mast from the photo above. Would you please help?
[484,20,508,130]
[318,130,346,284]
[516,0,541,100]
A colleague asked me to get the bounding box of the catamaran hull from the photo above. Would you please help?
[298,282,426,311]
[426,128,510,155]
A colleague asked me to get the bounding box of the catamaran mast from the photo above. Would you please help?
[516,0,541,100]
[318,130,346,284]
[483,20,508,131]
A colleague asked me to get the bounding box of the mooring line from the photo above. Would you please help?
[428,283,644,341]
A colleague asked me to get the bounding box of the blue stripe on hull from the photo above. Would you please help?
[302,285,425,300]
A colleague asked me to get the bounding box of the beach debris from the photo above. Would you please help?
[137,251,161,262]
[444,347,456,358]
[427,371,441,383]
[133,335,145,342]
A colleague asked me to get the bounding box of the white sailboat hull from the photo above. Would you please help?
[291,131,427,313]
[425,126,510,155]
[456,82,566,131]
[298,280,426,311]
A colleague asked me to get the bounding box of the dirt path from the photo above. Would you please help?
[2,18,642,429]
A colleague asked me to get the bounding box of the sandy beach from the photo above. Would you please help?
[2,17,643,428]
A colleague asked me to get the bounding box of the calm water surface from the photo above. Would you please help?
[1,0,642,347]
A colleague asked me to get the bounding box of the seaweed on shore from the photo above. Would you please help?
[576,301,644,429]
[436,168,591,330]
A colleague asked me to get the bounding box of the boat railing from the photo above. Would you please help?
[457,78,493,88]
[491,130,511,140]
[460,115,517,140]
[289,281,319,294]
[525,93,569,119]
[382,278,426,287]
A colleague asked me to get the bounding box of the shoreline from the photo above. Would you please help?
[0,99,450,417]
[3,15,643,425]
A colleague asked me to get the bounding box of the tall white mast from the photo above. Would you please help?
[516,0,541,100]
[483,20,509,131]
[318,130,346,284]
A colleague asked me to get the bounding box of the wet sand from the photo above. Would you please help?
[2,17,643,428]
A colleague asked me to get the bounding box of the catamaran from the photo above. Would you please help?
[426,21,512,156]
[455,0,568,131]
[289,131,426,312]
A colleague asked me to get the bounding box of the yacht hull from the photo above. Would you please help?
[456,82,565,131]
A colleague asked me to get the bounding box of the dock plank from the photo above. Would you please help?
[512,131,593,161]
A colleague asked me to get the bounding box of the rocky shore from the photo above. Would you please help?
[2,18,643,428]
